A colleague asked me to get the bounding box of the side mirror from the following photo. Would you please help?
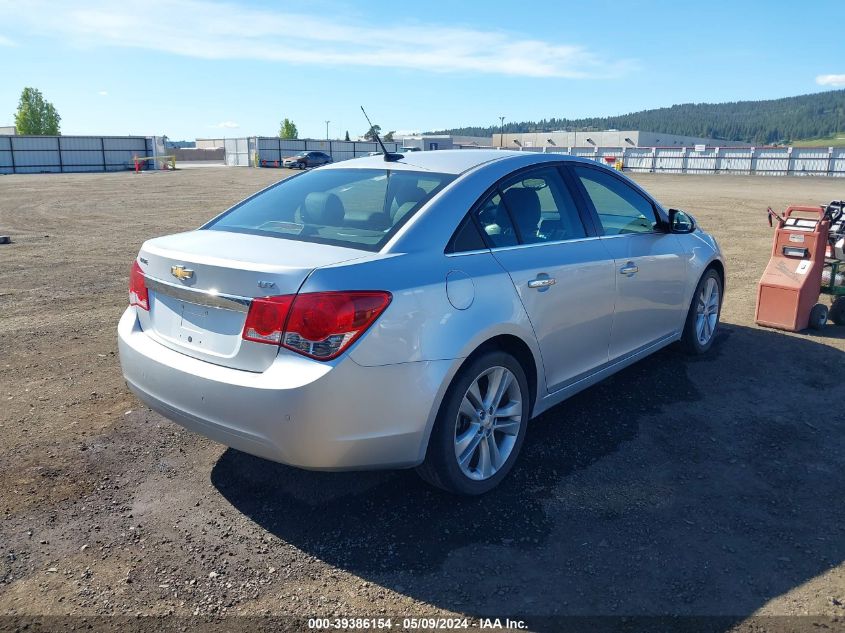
[668,208,696,234]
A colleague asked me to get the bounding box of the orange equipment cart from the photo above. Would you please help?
[755,205,830,331]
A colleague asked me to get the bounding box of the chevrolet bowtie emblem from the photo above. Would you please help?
[170,265,194,281]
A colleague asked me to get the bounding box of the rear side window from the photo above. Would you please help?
[573,166,658,235]
[205,168,455,251]
[499,168,586,244]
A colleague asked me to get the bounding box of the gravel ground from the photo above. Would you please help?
[1,169,844,632]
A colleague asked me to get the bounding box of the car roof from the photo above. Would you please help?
[321,149,519,175]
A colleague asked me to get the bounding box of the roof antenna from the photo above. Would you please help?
[360,106,403,162]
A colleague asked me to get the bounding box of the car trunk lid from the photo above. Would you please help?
[135,229,368,372]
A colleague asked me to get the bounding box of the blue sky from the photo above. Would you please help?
[1,0,844,140]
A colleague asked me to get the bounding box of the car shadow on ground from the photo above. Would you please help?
[211,324,845,628]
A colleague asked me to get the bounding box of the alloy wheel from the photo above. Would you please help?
[453,366,523,481]
[695,276,720,345]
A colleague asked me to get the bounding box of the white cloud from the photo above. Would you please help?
[817,74,845,87]
[0,0,635,79]
[0,35,15,46]
[211,121,240,129]
[97,90,108,96]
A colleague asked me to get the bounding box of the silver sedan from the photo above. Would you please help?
[118,150,725,494]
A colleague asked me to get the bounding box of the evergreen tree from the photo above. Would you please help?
[364,125,381,141]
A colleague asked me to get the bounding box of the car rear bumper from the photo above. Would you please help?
[117,307,450,470]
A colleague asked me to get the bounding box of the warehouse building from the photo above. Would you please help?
[495,130,751,149]
[397,134,492,151]
[195,138,226,149]
[0,125,16,135]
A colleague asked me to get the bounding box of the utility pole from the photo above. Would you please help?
[499,116,505,148]
[325,120,330,140]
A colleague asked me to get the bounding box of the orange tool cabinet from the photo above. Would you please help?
[755,206,830,331]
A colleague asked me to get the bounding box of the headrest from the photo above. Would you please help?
[502,188,541,225]
[303,192,345,225]
[391,183,427,222]
[395,183,426,205]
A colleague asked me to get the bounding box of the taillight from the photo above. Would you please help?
[129,260,149,311]
[284,291,392,360]
[242,295,294,344]
[241,291,392,361]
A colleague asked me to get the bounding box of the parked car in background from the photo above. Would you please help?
[282,151,332,169]
[399,146,422,153]
[119,150,725,495]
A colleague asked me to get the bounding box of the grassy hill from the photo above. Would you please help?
[790,133,845,147]
[433,90,845,146]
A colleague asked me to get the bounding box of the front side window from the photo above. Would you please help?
[573,166,658,235]
[206,168,455,251]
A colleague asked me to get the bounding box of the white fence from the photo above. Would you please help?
[257,142,845,176]
[0,135,156,174]
[532,145,845,177]
[255,138,400,166]
[224,137,252,167]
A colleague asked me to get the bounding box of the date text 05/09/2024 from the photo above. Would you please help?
[307,617,528,630]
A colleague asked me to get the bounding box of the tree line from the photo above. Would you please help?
[432,90,845,145]
[277,119,395,142]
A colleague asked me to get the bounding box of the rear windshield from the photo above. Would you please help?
[204,168,456,251]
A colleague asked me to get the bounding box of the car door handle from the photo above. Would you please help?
[528,277,556,289]
[619,262,639,276]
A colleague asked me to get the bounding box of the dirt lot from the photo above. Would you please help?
[1,168,844,631]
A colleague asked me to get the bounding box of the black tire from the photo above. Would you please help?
[829,297,845,326]
[809,303,828,330]
[680,268,722,354]
[416,350,530,495]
